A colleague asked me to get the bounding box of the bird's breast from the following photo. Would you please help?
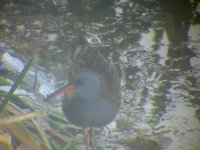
[62,96,119,127]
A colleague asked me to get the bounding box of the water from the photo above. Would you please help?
[0,0,200,150]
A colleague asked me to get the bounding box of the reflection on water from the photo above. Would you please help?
[0,0,200,150]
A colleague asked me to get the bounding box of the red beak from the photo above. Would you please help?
[45,85,74,100]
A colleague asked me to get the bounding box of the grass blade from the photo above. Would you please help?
[0,57,34,112]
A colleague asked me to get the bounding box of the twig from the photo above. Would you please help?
[0,110,47,126]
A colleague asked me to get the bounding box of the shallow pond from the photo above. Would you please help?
[0,0,200,150]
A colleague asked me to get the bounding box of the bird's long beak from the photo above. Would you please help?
[45,85,74,100]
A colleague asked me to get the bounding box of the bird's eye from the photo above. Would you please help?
[74,79,82,85]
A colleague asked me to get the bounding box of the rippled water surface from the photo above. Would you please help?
[0,0,200,150]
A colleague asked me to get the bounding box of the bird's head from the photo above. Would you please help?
[46,70,103,101]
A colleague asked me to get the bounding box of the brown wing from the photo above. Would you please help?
[69,37,120,106]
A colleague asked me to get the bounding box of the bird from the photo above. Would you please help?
[46,36,121,149]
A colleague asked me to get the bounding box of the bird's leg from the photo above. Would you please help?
[83,128,97,150]
[89,127,97,150]
[83,128,90,150]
